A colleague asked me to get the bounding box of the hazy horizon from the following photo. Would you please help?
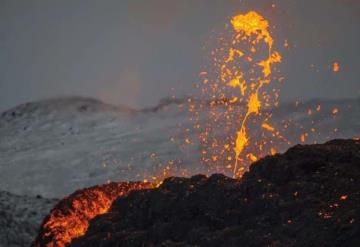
[1,0,359,112]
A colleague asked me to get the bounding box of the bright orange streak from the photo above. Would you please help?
[262,123,275,132]
[300,134,306,143]
[228,11,282,177]
[196,10,284,178]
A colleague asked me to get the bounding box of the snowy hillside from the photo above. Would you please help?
[0,96,359,198]
[0,190,57,247]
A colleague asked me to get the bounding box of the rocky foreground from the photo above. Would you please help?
[58,139,360,247]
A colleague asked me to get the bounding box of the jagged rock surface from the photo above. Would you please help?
[70,139,360,247]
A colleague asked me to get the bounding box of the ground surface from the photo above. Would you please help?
[69,139,360,247]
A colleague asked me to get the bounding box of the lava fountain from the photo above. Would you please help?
[196,11,285,177]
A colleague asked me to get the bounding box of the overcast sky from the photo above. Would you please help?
[0,0,359,111]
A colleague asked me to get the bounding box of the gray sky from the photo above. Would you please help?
[0,0,359,111]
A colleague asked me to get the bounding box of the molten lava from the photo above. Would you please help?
[196,11,284,177]
[33,182,153,247]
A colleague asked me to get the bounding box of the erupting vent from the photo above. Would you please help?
[33,182,153,247]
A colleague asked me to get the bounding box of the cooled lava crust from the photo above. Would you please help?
[37,139,360,246]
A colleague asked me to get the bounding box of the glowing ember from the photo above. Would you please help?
[33,182,153,247]
[332,62,340,73]
[340,195,348,200]
[196,11,284,177]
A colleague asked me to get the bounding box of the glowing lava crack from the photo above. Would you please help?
[32,182,153,247]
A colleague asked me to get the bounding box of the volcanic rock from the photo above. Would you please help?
[68,139,360,247]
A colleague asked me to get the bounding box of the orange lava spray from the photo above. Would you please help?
[197,11,284,177]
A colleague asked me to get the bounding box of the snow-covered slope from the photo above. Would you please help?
[0,190,57,247]
[0,96,359,198]
[0,97,198,198]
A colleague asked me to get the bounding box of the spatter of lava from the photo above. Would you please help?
[194,11,286,177]
[33,182,153,247]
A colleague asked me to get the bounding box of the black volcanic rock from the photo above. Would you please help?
[69,139,360,247]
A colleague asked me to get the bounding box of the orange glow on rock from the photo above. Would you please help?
[33,182,153,247]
